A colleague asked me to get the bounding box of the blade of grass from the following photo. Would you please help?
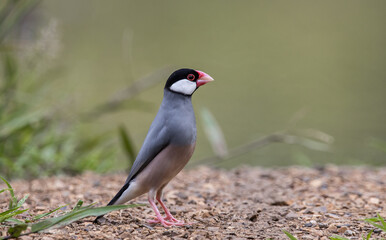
[363,214,386,231]
[31,204,137,233]
[5,218,25,224]
[16,194,29,207]
[0,188,12,194]
[377,213,386,229]
[0,207,21,222]
[29,204,68,222]
[71,200,84,211]
[0,209,28,223]
[7,223,27,238]
[118,125,136,170]
[364,230,373,240]
[365,221,385,231]
[282,230,298,240]
[330,236,349,240]
[0,176,17,209]
[200,107,228,158]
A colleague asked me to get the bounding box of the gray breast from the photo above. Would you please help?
[166,106,196,145]
[161,90,197,146]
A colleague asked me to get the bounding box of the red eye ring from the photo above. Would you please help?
[187,74,195,81]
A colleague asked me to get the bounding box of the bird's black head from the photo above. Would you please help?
[165,68,214,96]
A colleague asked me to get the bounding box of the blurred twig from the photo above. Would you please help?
[192,108,333,168]
[121,28,134,83]
[80,65,174,120]
[189,131,332,168]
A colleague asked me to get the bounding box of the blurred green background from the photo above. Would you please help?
[1,0,386,178]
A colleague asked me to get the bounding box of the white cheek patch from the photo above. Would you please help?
[170,79,197,95]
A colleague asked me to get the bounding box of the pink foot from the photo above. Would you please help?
[156,198,192,225]
[147,217,174,227]
[148,216,187,226]
[147,196,188,227]
[147,195,193,227]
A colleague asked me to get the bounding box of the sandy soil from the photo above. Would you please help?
[1,166,385,240]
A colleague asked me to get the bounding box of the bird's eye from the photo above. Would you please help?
[187,74,195,81]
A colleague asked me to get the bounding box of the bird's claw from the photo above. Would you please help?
[148,216,187,227]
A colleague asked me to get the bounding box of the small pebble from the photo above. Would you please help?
[327,225,338,233]
[338,226,348,234]
[303,209,313,214]
[344,230,354,236]
[249,214,258,222]
[318,223,328,229]
[304,222,313,227]
[285,212,299,220]
[337,224,352,228]
[368,197,380,205]
[208,227,219,231]
[314,206,327,213]
[301,235,314,240]
[325,213,340,219]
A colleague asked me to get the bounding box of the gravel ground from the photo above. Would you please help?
[1,166,385,240]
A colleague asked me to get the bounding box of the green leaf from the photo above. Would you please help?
[7,223,28,238]
[31,204,137,233]
[282,230,298,240]
[118,125,136,170]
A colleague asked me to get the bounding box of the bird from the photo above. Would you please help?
[94,68,214,227]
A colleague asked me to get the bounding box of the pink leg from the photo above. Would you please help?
[147,190,190,227]
[157,197,185,224]
[147,195,173,227]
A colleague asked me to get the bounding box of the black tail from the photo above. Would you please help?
[93,181,131,224]
[93,200,112,223]
[93,214,105,224]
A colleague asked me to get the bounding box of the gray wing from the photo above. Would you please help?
[124,116,170,184]
[93,113,171,214]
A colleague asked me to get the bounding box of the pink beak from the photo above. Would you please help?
[196,70,214,87]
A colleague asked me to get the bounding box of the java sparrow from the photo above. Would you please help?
[94,68,214,227]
